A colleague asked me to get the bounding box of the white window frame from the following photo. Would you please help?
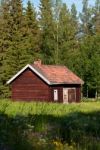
[54,89,58,101]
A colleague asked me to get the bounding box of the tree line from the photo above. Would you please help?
[0,0,100,98]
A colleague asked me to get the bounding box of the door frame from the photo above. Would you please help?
[63,88,68,103]
[63,88,76,103]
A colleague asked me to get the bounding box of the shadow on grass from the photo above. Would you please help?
[0,111,100,150]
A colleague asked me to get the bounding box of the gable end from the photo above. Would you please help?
[7,64,51,85]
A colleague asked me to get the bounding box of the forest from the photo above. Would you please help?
[0,0,100,99]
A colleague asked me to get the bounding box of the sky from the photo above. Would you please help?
[24,0,95,13]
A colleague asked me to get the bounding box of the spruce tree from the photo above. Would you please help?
[0,0,11,97]
[93,0,100,33]
[39,0,54,64]
[25,0,40,60]
[0,0,41,98]
[71,3,77,23]
[52,0,62,64]
[80,0,93,35]
[1,0,29,97]
[79,34,100,98]
[58,3,79,72]
[78,0,100,97]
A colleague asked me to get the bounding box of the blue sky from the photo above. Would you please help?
[24,0,95,12]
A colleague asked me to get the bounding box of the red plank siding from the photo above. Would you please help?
[76,86,81,102]
[11,68,81,103]
[50,86,63,103]
[11,68,51,102]
[50,85,81,103]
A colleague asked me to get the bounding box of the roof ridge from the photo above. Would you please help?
[32,63,66,67]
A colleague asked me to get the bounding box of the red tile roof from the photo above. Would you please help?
[32,64,84,84]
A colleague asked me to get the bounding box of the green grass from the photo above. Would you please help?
[0,99,100,150]
[0,99,100,116]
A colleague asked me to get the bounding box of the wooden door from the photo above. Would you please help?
[68,88,76,103]
[63,88,76,103]
[63,88,68,103]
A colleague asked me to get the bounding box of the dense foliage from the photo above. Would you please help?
[0,0,100,98]
[0,100,100,149]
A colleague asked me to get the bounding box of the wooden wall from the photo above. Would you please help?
[11,68,51,102]
[50,85,81,103]
[11,68,81,103]
[50,86,63,103]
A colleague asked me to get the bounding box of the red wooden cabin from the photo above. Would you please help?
[7,60,84,103]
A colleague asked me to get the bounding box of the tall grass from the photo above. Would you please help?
[0,99,100,150]
[1,99,100,116]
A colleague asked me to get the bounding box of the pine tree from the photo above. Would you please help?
[79,0,93,35]
[79,34,100,98]
[1,0,29,97]
[58,3,79,72]
[4,0,25,69]
[93,0,100,33]
[71,3,79,38]
[25,0,40,60]
[39,0,55,64]
[78,0,100,97]
[71,3,77,23]
[0,0,12,97]
[52,0,62,64]
[0,0,41,98]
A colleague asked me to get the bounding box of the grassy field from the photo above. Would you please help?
[0,100,100,150]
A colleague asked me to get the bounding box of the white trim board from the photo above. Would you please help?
[7,64,51,85]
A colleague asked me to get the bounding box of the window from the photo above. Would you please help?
[54,89,58,101]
